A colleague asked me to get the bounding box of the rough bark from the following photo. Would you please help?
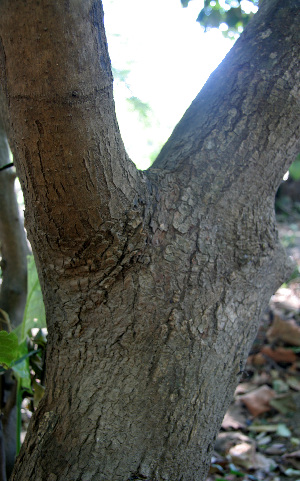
[0,0,299,480]
[0,126,29,480]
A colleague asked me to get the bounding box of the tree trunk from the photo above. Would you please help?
[0,0,299,480]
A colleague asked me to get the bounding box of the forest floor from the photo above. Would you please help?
[206,217,300,481]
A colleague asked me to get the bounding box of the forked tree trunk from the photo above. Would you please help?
[0,1,299,480]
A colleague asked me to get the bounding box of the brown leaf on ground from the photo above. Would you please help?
[229,442,256,469]
[286,375,300,391]
[265,443,286,455]
[271,287,300,311]
[269,393,298,415]
[235,382,258,395]
[283,450,300,459]
[261,345,297,363]
[222,403,247,430]
[229,443,277,471]
[252,371,272,386]
[282,456,300,471]
[247,352,267,366]
[206,229,300,481]
[240,385,275,416]
[214,432,254,455]
[267,315,300,346]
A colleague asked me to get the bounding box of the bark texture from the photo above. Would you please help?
[0,0,299,480]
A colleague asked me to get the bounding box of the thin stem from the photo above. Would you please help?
[16,377,22,455]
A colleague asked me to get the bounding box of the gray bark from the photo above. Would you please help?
[0,0,299,480]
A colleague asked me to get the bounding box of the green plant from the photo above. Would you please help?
[289,153,300,181]
[0,255,46,453]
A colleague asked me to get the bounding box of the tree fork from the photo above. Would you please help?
[0,0,299,480]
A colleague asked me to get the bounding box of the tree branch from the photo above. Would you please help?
[151,0,300,204]
[0,0,146,259]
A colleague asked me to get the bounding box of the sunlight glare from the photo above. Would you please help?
[103,0,233,169]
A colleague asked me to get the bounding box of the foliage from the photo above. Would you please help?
[112,68,152,127]
[289,153,300,181]
[275,153,300,221]
[0,255,47,452]
[0,330,20,369]
[181,0,259,37]
[14,255,46,343]
[112,67,131,85]
[126,96,152,125]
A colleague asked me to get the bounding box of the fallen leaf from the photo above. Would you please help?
[276,423,292,437]
[247,353,267,366]
[229,442,277,471]
[265,443,286,455]
[229,442,256,469]
[271,287,300,311]
[209,462,226,474]
[222,403,247,430]
[284,450,300,459]
[248,424,281,433]
[283,457,300,471]
[283,467,300,476]
[256,434,272,446]
[214,432,254,455]
[267,316,300,346]
[270,394,298,415]
[240,385,275,416]
[273,378,289,393]
[252,453,277,472]
[235,382,257,396]
[286,375,300,391]
[252,371,272,385]
[261,345,297,363]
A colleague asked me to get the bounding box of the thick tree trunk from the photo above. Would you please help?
[0,0,299,480]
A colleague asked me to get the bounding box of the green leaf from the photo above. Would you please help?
[12,360,31,389]
[284,468,300,476]
[112,67,130,84]
[289,155,300,181]
[276,423,292,438]
[195,0,257,34]
[126,96,152,124]
[0,308,12,331]
[15,255,46,342]
[229,464,244,476]
[33,379,45,408]
[0,331,20,368]
[11,341,32,391]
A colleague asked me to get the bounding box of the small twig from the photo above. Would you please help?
[0,163,14,172]
[0,309,12,332]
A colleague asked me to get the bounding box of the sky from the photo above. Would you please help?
[102,0,234,169]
